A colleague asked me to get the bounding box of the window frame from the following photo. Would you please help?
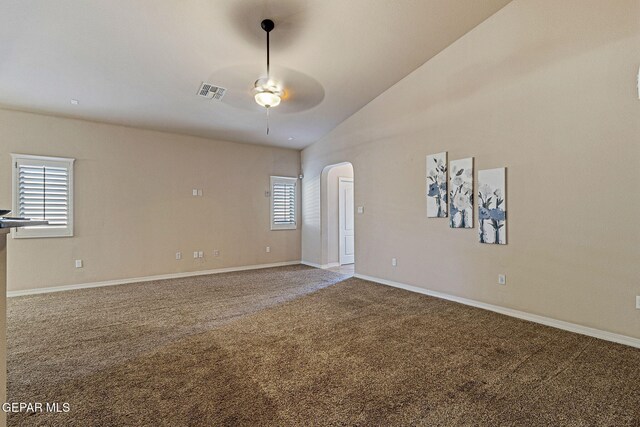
[270,176,298,231]
[11,153,75,239]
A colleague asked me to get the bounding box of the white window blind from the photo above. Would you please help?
[11,154,75,238]
[270,176,297,230]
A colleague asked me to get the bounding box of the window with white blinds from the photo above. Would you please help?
[270,176,297,230]
[11,154,75,238]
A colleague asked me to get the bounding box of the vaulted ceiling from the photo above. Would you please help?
[0,0,510,149]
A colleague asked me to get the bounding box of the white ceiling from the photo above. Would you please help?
[0,0,510,149]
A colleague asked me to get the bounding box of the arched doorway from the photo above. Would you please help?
[320,162,354,273]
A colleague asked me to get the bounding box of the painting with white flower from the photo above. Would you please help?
[449,158,473,228]
[478,168,506,244]
[426,152,447,218]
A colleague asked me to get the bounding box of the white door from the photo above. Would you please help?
[339,178,355,265]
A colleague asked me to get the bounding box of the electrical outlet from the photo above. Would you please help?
[175,252,182,260]
[266,246,271,253]
[391,258,397,267]
[357,206,364,214]
[636,296,640,310]
[75,259,83,269]
[197,189,203,196]
[213,250,220,257]
[198,251,203,258]
[498,274,506,285]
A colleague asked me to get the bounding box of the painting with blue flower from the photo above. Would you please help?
[449,158,474,228]
[478,168,507,244]
[426,152,448,218]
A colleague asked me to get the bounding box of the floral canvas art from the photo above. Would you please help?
[478,167,506,244]
[449,158,473,228]
[426,152,447,218]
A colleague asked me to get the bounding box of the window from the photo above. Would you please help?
[270,176,297,230]
[11,154,75,238]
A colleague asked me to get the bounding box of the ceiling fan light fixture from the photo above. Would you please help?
[254,79,282,108]
[254,90,281,108]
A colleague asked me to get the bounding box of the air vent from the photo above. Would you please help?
[197,82,226,100]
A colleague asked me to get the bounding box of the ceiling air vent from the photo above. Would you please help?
[197,82,226,100]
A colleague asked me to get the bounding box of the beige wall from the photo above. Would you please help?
[302,0,640,339]
[0,109,301,291]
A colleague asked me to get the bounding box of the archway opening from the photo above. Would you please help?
[320,162,354,274]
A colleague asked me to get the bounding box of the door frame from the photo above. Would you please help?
[316,161,354,268]
[338,177,354,265]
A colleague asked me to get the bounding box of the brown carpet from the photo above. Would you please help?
[7,265,640,426]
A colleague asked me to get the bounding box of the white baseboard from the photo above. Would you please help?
[301,261,323,269]
[13,264,635,349]
[354,273,640,349]
[301,261,340,269]
[8,261,302,297]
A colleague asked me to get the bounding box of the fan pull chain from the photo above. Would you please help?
[266,107,270,135]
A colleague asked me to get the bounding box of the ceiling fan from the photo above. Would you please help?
[254,19,282,135]
[202,16,324,138]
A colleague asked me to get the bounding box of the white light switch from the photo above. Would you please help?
[391,258,397,267]
[198,251,203,258]
[357,206,364,214]
[75,259,83,268]
[266,246,271,253]
[175,252,182,260]
[197,189,203,196]
[193,251,198,259]
[192,189,198,196]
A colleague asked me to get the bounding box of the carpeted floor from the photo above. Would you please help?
[7,265,640,426]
